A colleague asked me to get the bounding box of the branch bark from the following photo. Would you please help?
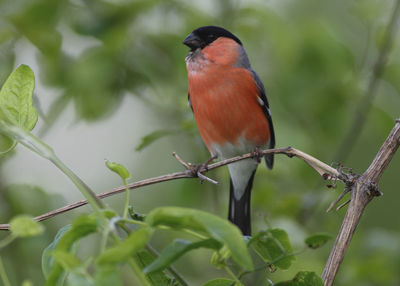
[0,147,340,230]
[322,119,400,285]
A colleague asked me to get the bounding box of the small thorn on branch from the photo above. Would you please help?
[172,152,190,169]
[336,199,351,211]
[326,188,351,212]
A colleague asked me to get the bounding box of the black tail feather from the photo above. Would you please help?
[228,170,256,236]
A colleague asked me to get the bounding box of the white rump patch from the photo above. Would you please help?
[228,159,258,200]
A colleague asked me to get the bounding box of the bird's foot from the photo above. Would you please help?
[172,152,218,184]
[250,147,263,163]
[189,155,218,184]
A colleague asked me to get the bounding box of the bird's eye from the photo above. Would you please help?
[208,34,216,40]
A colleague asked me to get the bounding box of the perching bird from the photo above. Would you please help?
[183,26,275,235]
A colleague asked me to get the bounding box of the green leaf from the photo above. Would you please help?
[135,130,174,151]
[0,64,37,130]
[94,265,122,286]
[144,238,222,273]
[45,215,99,286]
[97,227,152,265]
[42,224,72,278]
[135,250,175,286]
[305,233,332,249]
[275,271,324,286]
[0,65,37,153]
[55,215,99,251]
[145,207,253,271]
[203,278,236,286]
[52,250,82,271]
[9,215,44,237]
[250,229,294,270]
[105,160,130,179]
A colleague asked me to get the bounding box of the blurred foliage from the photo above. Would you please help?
[0,0,400,285]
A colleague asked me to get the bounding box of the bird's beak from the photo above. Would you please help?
[183,33,201,50]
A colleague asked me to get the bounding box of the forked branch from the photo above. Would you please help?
[322,119,400,285]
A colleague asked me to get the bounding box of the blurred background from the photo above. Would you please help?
[0,0,399,285]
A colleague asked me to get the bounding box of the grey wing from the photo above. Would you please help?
[250,70,275,169]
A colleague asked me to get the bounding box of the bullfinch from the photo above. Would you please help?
[183,26,275,236]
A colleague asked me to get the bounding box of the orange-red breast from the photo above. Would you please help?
[183,26,275,235]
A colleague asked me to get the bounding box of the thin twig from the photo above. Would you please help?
[197,172,219,185]
[0,147,342,230]
[172,152,190,169]
[335,199,351,211]
[326,188,351,213]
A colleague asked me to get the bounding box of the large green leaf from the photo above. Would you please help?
[0,64,37,130]
[145,207,253,271]
[0,64,37,153]
[97,227,152,265]
[250,229,295,270]
[144,238,222,273]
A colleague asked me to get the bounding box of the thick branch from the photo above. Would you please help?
[322,119,400,285]
[0,147,339,230]
[363,119,400,182]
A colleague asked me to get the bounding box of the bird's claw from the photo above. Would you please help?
[251,147,263,163]
[173,152,219,185]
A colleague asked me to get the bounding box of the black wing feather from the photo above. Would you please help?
[250,70,275,169]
